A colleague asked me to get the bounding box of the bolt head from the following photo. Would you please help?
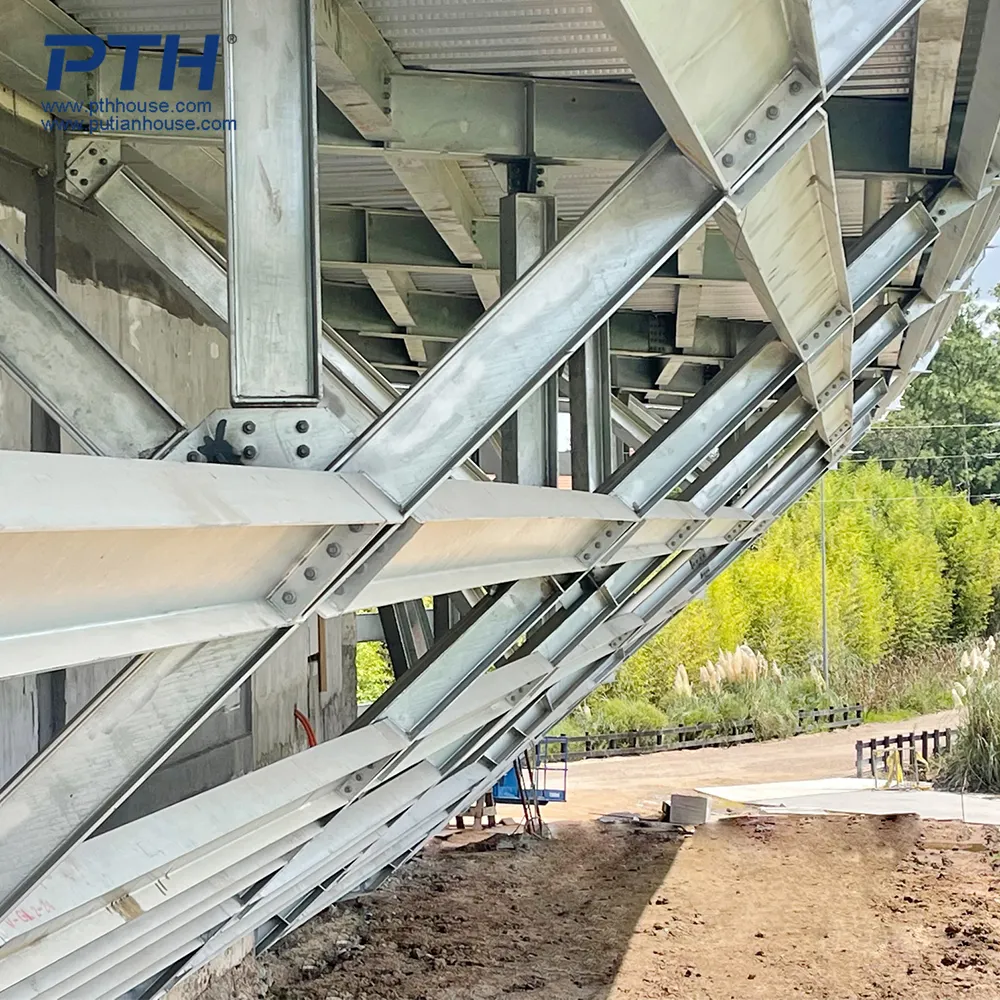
[242,445,257,460]
[349,523,364,533]
[242,420,256,434]
[721,153,735,168]
[765,105,779,120]
[326,542,342,558]
[344,785,353,793]
[186,451,200,462]
[296,420,309,433]
[789,80,803,95]
[296,444,311,458]
[282,591,296,605]
[744,129,757,145]
[304,567,318,581]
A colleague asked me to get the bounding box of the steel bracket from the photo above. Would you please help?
[267,523,384,619]
[665,518,703,552]
[795,304,852,361]
[927,182,978,228]
[715,68,818,187]
[816,372,852,410]
[575,519,632,570]
[64,138,121,200]
[164,408,357,470]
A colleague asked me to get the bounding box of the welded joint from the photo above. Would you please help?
[575,520,632,570]
[795,304,851,360]
[266,523,383,618]
[64,138,121,200]
[714,68,818,187]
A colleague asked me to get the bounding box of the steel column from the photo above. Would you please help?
[569,322,614,491]
[499,194,560,487]
[223,0,322,403]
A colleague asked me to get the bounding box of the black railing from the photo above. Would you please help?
[539,704,867,764]
[797,704,864,731]
[856,728,953,778]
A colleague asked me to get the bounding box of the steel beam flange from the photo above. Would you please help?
[902,292,938,323]
[715,68,818,187]
[795,304,852,360]
[64,138,121,200]
[167,408,358,470]
[266,523,384,618]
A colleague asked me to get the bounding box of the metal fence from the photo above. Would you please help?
[855,729,954,778]
[540,704,865,763]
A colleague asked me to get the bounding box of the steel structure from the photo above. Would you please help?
[0,0,996,995]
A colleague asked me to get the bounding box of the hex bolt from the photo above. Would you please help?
[99,157,108,166]
[595,541,602,550]
[304,567,318,581]
[186,451,200,462]
[605,529,614,538]
[88,147,97,155]
[326,542,342,558]
[790,80,803,95]
[242,445,257,460]
[721,153,735,168]
[69,168,78,176]
[343,785,353,793]
[80,178,89,186]
[744,129,757,145]
[349,524,364,533]
[242,420,256,434]
[355,772,363,781]
[334,586,345,596]
[537,180,546,188]
[296,445,311,458]
[765,105,779,120]
[296,420,309,433]
[281,591,296,605]
[583,553,592,561]
[824,320,831,328]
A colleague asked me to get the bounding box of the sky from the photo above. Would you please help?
[972,244,1000,304]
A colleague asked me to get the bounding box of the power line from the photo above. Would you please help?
[849,451,1000,463]
[866,421,1000,430]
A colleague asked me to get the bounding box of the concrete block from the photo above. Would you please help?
[670,791,711,826]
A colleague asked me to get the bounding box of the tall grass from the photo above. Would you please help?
[939,639,1000,792]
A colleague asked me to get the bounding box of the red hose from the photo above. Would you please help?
[294,707,318,748]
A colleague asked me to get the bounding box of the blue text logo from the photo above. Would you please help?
[45,34,220,92]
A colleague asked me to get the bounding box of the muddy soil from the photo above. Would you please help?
[214,813,1000,1000]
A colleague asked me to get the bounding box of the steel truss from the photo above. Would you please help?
[0,0,997,995]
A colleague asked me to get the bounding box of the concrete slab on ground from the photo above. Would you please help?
[697,777,1000,824]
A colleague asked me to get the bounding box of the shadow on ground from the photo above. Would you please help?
[262,821,682,1000]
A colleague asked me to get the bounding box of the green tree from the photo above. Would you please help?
[856,295,1000,499]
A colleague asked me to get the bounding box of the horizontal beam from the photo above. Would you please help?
[0,452,749,673]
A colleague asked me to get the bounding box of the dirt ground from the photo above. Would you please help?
[214,810,1000,1000]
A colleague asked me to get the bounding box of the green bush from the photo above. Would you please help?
[356,641,393,703]
[608,464,1000,719]
[940,642,1000,792]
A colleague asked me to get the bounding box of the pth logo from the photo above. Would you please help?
[45,34,220,92]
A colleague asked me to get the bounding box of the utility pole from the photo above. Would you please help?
[820,477,829,686]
